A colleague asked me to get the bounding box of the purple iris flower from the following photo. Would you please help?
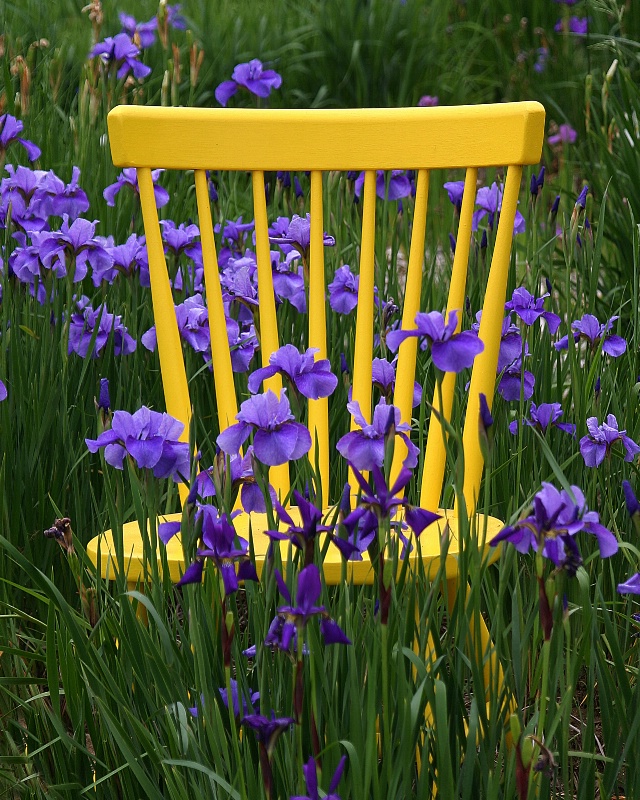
[103,167,169,208]
[328,264,359,314]
[0,165,50,233]
[37,216,112,283]
[68,301,137,359]
[371,357,422,408]
[472,312,522,373]
[193,447,276,515]
[353,170,412,201]
[497,355,535,401]
[217,389,311,467]
[491,482,618,575]
[10,231,66,285]
[575,185,588,210]
[221,257,259,312]
[99,234,148,285]
[248,344,337,400]
[86,405,190,480]
[142,293,210,354]
[294,755,347,800]
[271,254,306,313]
[418,95,439,107]
[215,216,255,263]
[32,166,90,220]
[509,402,576,436]
[555,16,588,34]
[176,506,259,593]
[98,378,110,412]
[337,398,418,471]
[580,414,640,467]
[548,124,577,146]
[618,574,640,595]
[276,564,351,648]
[386,309,484,373]
[267,491,331,565]
[0,380,7,402]
[0,113,41,162]
[215,59,282,106]
[268,213,336,261]
[623,480,640,518]
[89,32,152,79]
[118,12,158,48]
[443,180,465,212]
[161,219,202,261]
[225,317,259,372]
[242,712,295,757]
[534,46,549,74]
[331,505,378,561]
[188,679,260,719]
[472,182,526,234]
[554,314,626,357]
[504,287,561,334]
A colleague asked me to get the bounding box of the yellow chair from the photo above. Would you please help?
[88,101,544,728]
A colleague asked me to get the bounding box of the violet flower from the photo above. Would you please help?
[618,574,640,595]
[293,755,347,800]
[555,16,588,34]
[248,344,338,400]
[268,213,336,262]
[509,402,576,436]
[0,113,41,162]
[328,264,359,314]
[33,166,90,220]
[68,302,136,359]
[554,314,627,357]
[118,12,158,48]
[337,398,418,471]
[176,506,259,593]
[194,447,276,515]
[505,287,561,334]
[188,679,260,719]
[386,309,484,373]
[444,180,465,212]
[38,216,112,283]
[472,182,526,234]
[267,491,331,566]
[418,95,439,107]
[497,355,535,401]
[0,380,7,402]
[86,405,190,480]
[548,124,577,146]
[215,59,282,106]
[371,357,422,408]
[217,389,311,467]
[276,564,351,648]
[89,32,152,80]
[242,712,295,757]
[353,170,412,201]
[580,414,640,467]
[491,482,618,575]
[103,167,169,208]
[271,254,306,313]
[99,233,148,285]
[472,312,522,373]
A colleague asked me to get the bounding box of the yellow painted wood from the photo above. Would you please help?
[137,167,190,504]
[252,170,290,499]
[195,169,238,431]
[390,168,429,483]
[108,104,545,171]
[420,167,477,511]
[460,166,523,519]
[308,170,329,504]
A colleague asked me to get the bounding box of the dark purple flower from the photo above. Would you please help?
[103,167,169,208]
[575,185,589,209]
[98,378,110,412]
[386,309,484,373]
[0,114,41,162]
[89,32,152,79]
[548,124,577,146]
[328,265,359,314]
[580,414,640,467]
[217,389,311,467]
[623,481,640,518]
[118,12,158,48]
[215,59,282,106]
[473,182,526,234]
[331,506,378,561]
[86,405,189,480]
[188,679,259,719]
[248,344,337,400]
[443,180,465,211]
[505,287,561,334]
[530,167,545,199]
[68,302,136,359]
[354,170,412,201]
[554,313,626,357]
[276,564,351,647]
[555,16,588,34]
[242,712,294,757]
[293,755,347,800]
[509,402,576,436]
[267,491,331,564]
[337,398,418,471]
[176,506,259,593]
[491,482,618,574]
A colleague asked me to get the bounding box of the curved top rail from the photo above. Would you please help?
[107,102,545,172]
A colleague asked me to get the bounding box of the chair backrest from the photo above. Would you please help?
[107,103,545,513]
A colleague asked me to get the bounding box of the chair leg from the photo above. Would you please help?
[127,580,148,624]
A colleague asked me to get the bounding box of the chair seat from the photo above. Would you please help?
[86,508,503,585]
